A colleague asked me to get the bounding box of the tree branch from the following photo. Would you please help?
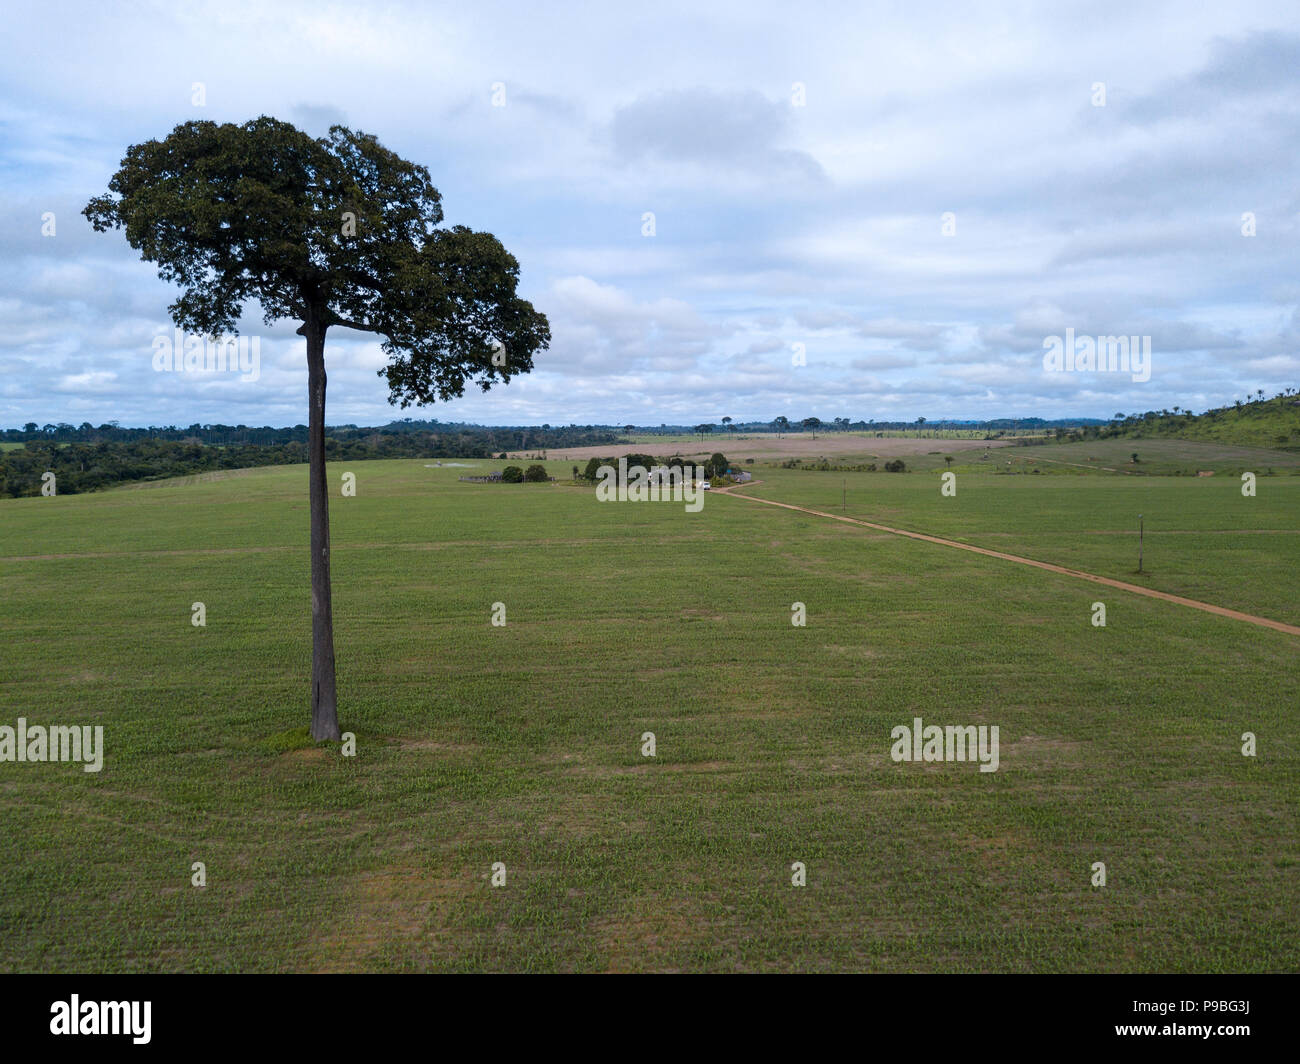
[328,314,384,334]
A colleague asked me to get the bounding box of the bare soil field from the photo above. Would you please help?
[518,433,1010,463]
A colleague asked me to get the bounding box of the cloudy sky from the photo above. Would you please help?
[3,0,1298,428]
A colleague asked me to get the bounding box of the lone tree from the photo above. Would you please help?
[84,117,549,741]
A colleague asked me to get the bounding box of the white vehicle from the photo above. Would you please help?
[701,480,711,490]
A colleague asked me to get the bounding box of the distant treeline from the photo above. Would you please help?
[0,419,618,449]
[0,415,1138,451]
[1099,390,1300,449]
[0,423,621,497]
[1021,390,1300,450]
[608,417,1102,435]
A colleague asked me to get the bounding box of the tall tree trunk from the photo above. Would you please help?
[302,312,340,741]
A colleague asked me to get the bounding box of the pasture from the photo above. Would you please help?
[0,451,1296,971]
[999,436,1300,476]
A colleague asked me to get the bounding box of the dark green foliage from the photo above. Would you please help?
[0,425,620,497]
[83,116,549,402]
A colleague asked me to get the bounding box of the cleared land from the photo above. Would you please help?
[514,432,1009,463]
[0,452,1296,972]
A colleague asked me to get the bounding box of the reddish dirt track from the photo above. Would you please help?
[718,485,1300,638]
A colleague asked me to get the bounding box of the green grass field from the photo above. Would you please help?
[1,457,1296,972]
[741,468,1300,625]
[1002,436,1300,476]
[1112,394,1300,451]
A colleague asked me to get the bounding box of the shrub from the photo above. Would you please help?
[524,464,549,482]
[583,457,605,480]
[884,459,906,473]
[501,465,523,483]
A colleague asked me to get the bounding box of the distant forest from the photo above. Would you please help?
[0,421,620,497]
[4,391,1294,497]
[0,414,1126,448]
[0,419,616,447]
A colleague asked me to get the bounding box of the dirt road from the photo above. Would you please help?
[719,486,1300,637]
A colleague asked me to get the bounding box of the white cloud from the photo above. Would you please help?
[1,1,1298,426]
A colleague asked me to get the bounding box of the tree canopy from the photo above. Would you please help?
[84,116,549,404]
